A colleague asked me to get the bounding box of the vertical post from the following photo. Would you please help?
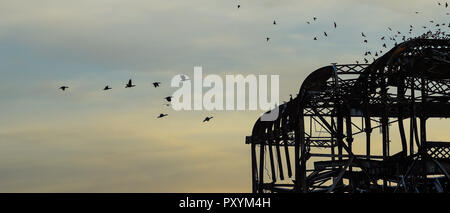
[297,107,307,192]
[380,70,389,189]
[267,127,277,183]
[420,77,427,146]
[259,132,265,193]
[409,77,415,155]
[251,142,258,193]
[274,119,284,181]
[294,113,301,192]
[282,116,292,178]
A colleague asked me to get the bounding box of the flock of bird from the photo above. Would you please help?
[59,75,214,123]
[59,2,450,123]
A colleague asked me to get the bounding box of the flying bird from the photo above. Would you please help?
[266,37,270,42]
[313,17,317,21]
[59,86,69,91]
[203,117,214,122]
[334,22,337,28]
[313,37,317,40]
[273,20,276,25]
[361,32,366,37]
[165,96,172,102]
[237,5,240,9]
[306,21,311,24]
[153,82,161,88]
[157,114,168,118]
[180,75,189,81]
[324,32,328,37]
[363,39,368,43]
[125,79,135,88]
[103,85,112,90]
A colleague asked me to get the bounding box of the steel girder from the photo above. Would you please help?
[247,39,450,193]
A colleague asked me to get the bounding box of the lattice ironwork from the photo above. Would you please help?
[247,39,450,193]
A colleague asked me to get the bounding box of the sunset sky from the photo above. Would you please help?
[0,0,449,192]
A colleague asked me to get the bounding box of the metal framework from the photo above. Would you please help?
[246,39,450,193]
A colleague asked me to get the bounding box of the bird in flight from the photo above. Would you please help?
[324,32,328,37]
[306,21,310,24]
[238,5,240,9]
[180,74,189,81]
[59,86,69,91]
[203,117,214,122]
[165,96,172,102]
[266,37,270,42]
[153,82,161,88]
[157,114,168,119]
[125,79,135,88]
[313,37,317,40]
[361,32,366,37]
[363,39,368,43]
[273,20,277,25]
[103,85,112,90]
[334,22,337,28]
[313,17,317,21]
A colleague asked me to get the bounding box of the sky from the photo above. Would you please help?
[0,0,449,192]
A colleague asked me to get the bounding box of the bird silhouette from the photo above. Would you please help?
[59,86,69,91]
[157,114,168,118]
[273,20,276,25]
[324,32,328,37]
[334,22,337,28]
[165,96,172,102]
[266,37,270,42]
[364,58,368,63]
[153,82,161,88]
[361,32,366,37]
[306,21,310,24]
[363,39,368,43]
[125,79,135,88]
[314,37,317,40]
[203,117,214,122]
[237,5,240,9]
[313,17,317,21]
[180,75,189,81]
[103,85,112,90]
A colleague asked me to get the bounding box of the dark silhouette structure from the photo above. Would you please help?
[246,39,450,193]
